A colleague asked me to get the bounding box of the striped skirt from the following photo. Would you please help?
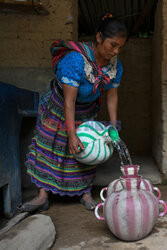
[25,82,100,196]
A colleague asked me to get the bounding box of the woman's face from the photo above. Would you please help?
[96,33,127,60]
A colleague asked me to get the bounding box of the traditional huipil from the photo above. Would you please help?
[25,40,123,196]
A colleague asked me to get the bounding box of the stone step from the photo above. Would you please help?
[0,214,56,250]
[94,154,161,186]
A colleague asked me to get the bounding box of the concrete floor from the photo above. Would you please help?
[18,153,164,250]
[37,184,167,250]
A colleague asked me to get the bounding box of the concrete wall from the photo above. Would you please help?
[152,0,167,176]
[0,0,152,156]
[162,0,167,175]
[152,0,163,172]
[98,38,152,154]
[0,0,78,94]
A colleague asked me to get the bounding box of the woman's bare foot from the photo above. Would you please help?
[29,188,48,205]
[18,188,49,212]
[80,192,96,211]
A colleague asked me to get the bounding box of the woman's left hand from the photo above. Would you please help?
[68,133,85,155]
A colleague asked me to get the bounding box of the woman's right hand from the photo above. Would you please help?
[68,133,85,155]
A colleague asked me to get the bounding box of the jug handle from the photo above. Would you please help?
[158,200,167,217]
[100,187,107,202]
[153,187,161,200]
[95,203,105,221]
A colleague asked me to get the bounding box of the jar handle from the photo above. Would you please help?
[158,200,167,217]
[94,203,105,221]
[100,187,107,202]
[153,187,161,200]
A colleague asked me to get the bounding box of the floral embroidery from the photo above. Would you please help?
[83,55,95,83]
[103,56,117,79]
[61,76,79,87]
[83,54,117,83]
[112,83,119,88]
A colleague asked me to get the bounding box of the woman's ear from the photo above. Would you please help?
[96,32,102,44]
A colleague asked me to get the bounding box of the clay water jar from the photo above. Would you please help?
[100,165,161,201]
[95,176,167,241]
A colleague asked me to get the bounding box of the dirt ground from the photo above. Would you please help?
[36,184,167,250]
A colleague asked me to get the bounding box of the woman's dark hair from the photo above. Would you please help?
[97,14,128,42]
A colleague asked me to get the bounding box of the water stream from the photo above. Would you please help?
[113,139,132,166]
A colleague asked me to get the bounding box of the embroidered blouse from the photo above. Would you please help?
[56,51,123,103]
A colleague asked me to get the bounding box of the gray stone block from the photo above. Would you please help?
[0,214,56,250]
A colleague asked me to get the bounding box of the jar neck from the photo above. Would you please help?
[120,176,141,190]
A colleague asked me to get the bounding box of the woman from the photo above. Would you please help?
[20,13,127,212]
